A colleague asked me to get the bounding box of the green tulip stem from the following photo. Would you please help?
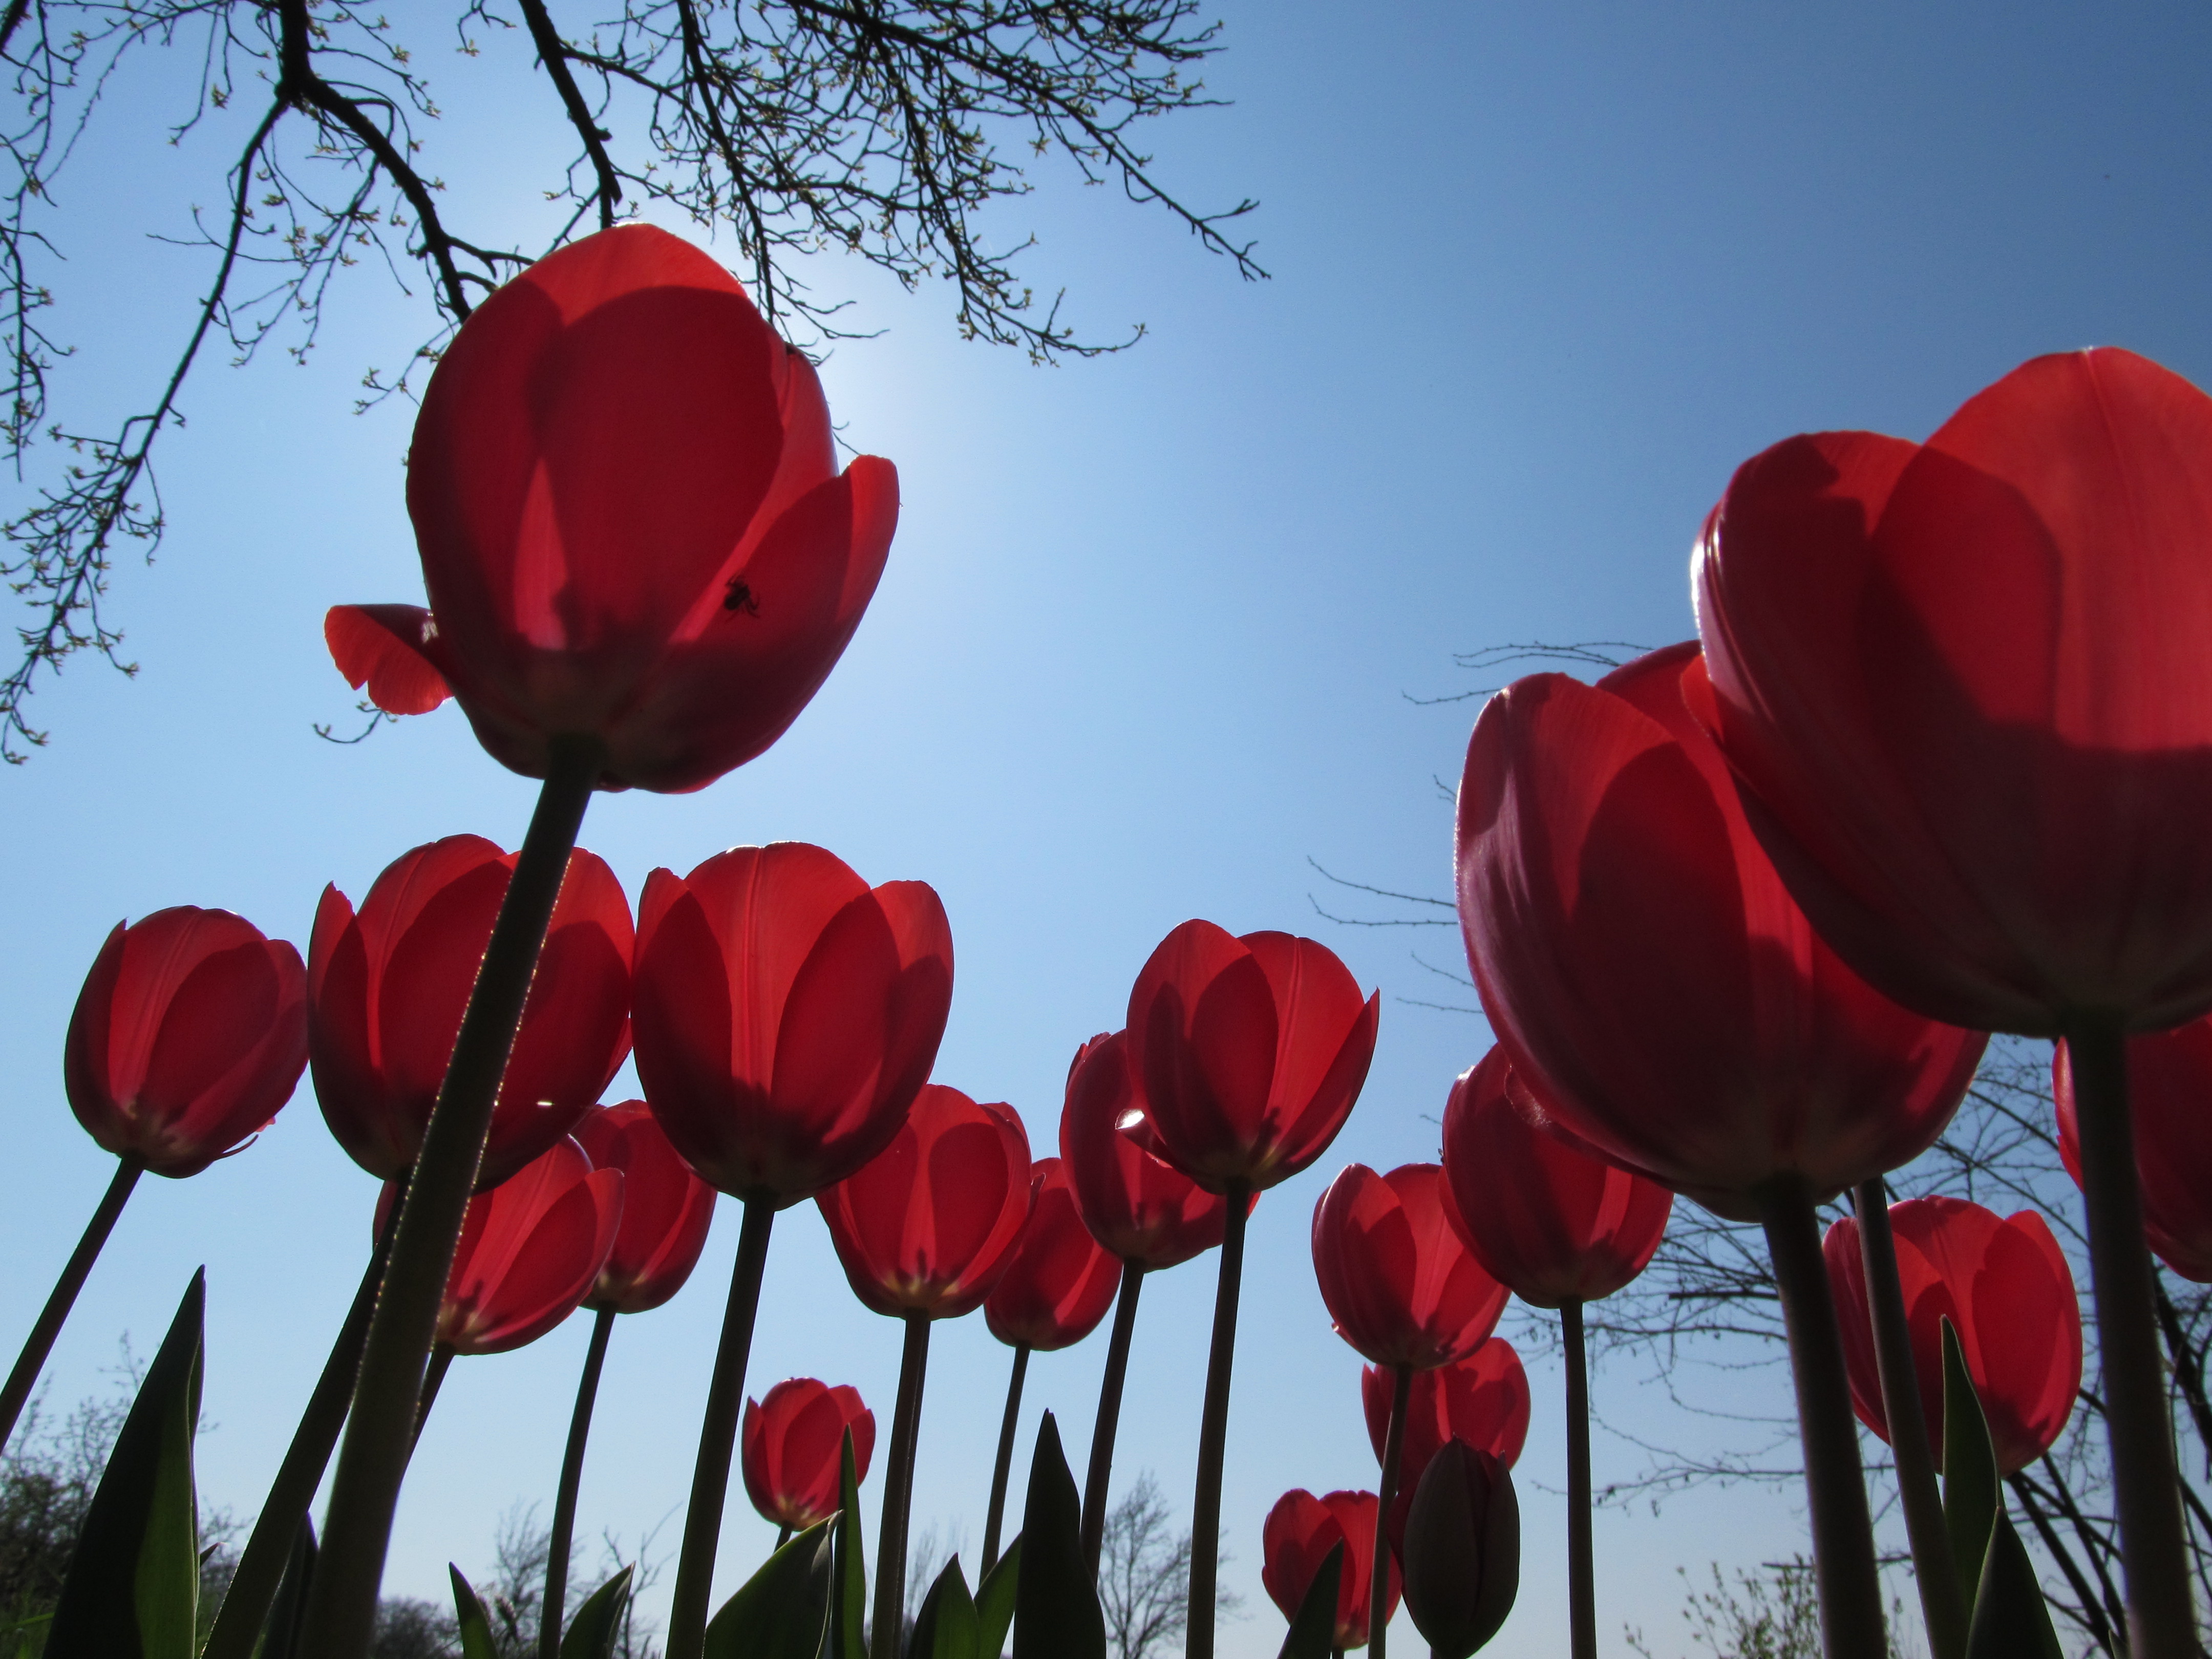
[873,1310,933,1659]
[981,1342,1030,1575]
[667,1196,778,1659]
[1849,1176,1965,1659]
[1186,1180,1251,1659]
[203,1185,408,1659]
[0,1154,142,1454]
[2066,1018,2201,1656]
[299,733,603,1659]
[1080,1260,1145,1573]
[540,1304,618,1659]
[1562,1299,1595,1659]
[1759,1176,1888,1657]
[1370,1361,1411,1655]
[412,1344,455,1450]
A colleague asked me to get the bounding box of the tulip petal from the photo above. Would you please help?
[325,604,453,715]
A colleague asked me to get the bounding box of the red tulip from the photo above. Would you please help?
[1454,642,1987,1222]
[1125,921,1379,1194]
[309,836,633,1192]
[1825,1197,2080,1475]
[818,1086,1032,1319]
[984,1158,1121,1350]
[1059,1031,1239,1269]
[1261,1488,1401,1650]
[2054,1029,2212,1281]
[326,225,898,796]
[1312,1164,1507,1371]
[1364,1342,1530,1552]
[574,1101,717,1313]
[377,1137,624,1355]
[740,1377,876,1531]
[1442,1048,1672,1308]
[632,842,952,1206]
[65,907,308,1178]
[1694,349,2212,1036]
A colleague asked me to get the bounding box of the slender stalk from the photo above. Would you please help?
[667,1198,777,1659]
[204,1195,406,1659]
[1370,1362,1410,1656]
[1082,1261,1145,1573]
[300,735,602,1658]
[774,1524,792,1552]
[540,1305,617,1659]
[1759,1177,1888,1657]
[0,1156,141,1452]
[411,1345,455,1451]
[1562,1301,1596,1659]
[982,1343,1030,1575]
[1851,1176,1965,1659]
[1186,1181,1250,1659]
[2068,1018,2200,1657]
[873,1312,933,1659]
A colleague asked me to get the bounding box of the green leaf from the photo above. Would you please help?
[1966,1512,2064,1659]
[1940,1317,2000,1611]
[560,1563,635,1659]
[705,1515,835,1659]
[1276,1539,1344,1659]
[46,1268,205,1659]
[906,1556,980,1659]
[830,1427,868,1659]
[975,1537,1019,1659]
[1011,1413,1104,1659]
[256,1517,317,1659]
[449,1565,500,1659]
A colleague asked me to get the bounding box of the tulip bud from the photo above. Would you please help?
[1400,1439,1518,1657]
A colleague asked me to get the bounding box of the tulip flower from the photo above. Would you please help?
[629,840,951,1652]
[309,834,634,1191]
[1363,1340,1529,1554]
[980,1156,1119,1571]
[1456,641,1987,1652]
[4,907,307,1460]
[819,1084,1031,1658]
[1441,1047,1668,1659]
[1695,349,2212,1652]
[1058,1028,1243,1569]
[535,1103,716,1658]
[1126,920,1378,1658]
[2054,1027,2212,1282]
[1262,1489,1400,1652]
[741,1378,877,1540]
[1398,1441,1519,1658]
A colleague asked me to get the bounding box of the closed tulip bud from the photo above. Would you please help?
[574,1101,716,1313]
[985,1158,1121,1351]
[740,1378,875,1532]
[1058,1031,1240,1269]
[1312,1163,1506,1371]
[1399,1439,1518,1657]
[327,224,898,796]
[65,906,308,1178]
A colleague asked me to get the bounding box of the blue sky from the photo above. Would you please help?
[4,2,2209,1652]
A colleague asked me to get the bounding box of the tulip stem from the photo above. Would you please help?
[873,1311,932,1659]
[299,734,603,1659]
[1186,1180,1250,1659]
[1081,1261,1145,1574]
[668,1197,777,1659]
[540,1304,616,1659]
[204,1197,406,1659]
[1849,1176,1964,1659]
[1562,1300,1595,1659]
[412,1344,455,1451]
[982,1343,1030,1575]
[2066,1018,2201,1656]
[0,1155,141,1454]
[1371,1362,1410,1655]
[1759,1178,1888,1658]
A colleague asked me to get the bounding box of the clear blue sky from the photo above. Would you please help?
[4,3,2208,1651]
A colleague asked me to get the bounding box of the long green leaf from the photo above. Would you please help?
[1011,1413,1104,1659]
[830,1427,868,1659]
[46,1268,204,1659]
[256,1517,317,1659]
[1276,1539,1343,1659]
[906,1556,979,1659]
[1966,1513,2064,1659]
[1940,1317,1998,1611]
[704,1515,836,1659]
[560,1563,635,1659]
[975,1537,1019,1659]
[449,1565,500,1659]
